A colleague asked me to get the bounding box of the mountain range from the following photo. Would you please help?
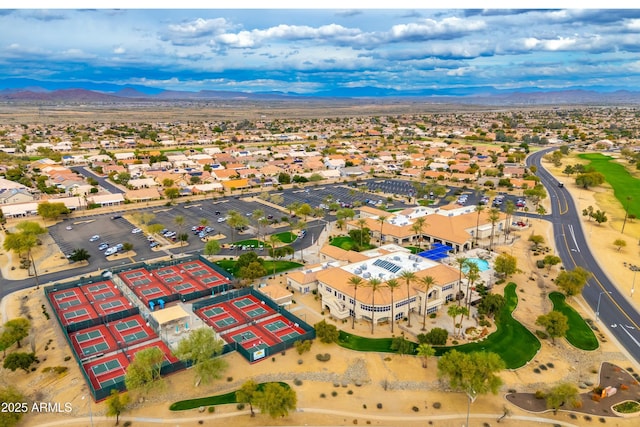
[2,78,640,105]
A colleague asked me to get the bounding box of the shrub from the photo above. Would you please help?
[316,353,331,362]
[347,390,354,395]
[207,407,215,413]
[376,403,382,409]
[227,376,233,382]
[332,391,338,397]
[320,393,326,398]
[64,356,71,362]
[294,378,303,386]
[123,422,132,427]
[236,403,245,410]
[412,406,419,412]
[432,402,441,409]
[536,259,545,268]
[534,390,545,399]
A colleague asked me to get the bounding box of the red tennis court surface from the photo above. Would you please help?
[107,314,157,348]
[50,287,89,313]
[179,260,230,288]
[80,281,121,302]
[93,296,132,318]
[223,324,278,352]
[125,340,180,364]
[153,265,206,294]
[70,325,118,359]
[120,268,172,306]
[83,352,129,391]
[57,301,100,328]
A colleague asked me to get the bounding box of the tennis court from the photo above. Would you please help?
[83,353,129,391]
[61,306,98,326]
[91,358,122,376]
[122,330,149,343]
[93,290,116,300]
[58,298,82,310]
[263,319,288,332]
[140,286,164,296]
[85,283,109,293]
[188,269,209,277]
[115,318,140,332]
[132,277,152,287]
[203,306,224,317]
[245,306,268,318]
[173,282,197,292]
[233,297,256,308]
[125,340,180,365]
[213,316,238,329]
[75,329,102,343]
[230,330,258,343]
[200,276,221,284]
[53,290,78,301]
[162,275,183,283]
[278,330,302,341]
[124,270,145,279]
[93,296,130,318]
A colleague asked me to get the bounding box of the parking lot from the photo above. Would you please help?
[50,214,155,263]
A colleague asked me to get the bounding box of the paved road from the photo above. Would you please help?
[70,166,125,194]
[528,147,640,364]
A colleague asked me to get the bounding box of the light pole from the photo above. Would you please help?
[81,395,94,427]
[596,291,612,322]
[630,265,638,297]
[465,387,477,427]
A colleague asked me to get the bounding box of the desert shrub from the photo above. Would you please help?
[347,390,354,395]
[227,376,233,382]
[316,353,331,362]
[208,407,215,413]
[412,406,419,412]
[294,378,303,386]
[332,391,338,397]
[534,390,545,399]
[376,403,382,409]
[536,259,545,268]
[320,393,326,398]
[432,402,441,409]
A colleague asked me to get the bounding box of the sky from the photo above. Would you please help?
[2,6,640,95]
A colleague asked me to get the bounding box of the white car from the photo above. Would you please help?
[104,247,118,256]
[131,228,142,234]
[65,225,73,230]
[89,235,100,242]
[217,217,226,223]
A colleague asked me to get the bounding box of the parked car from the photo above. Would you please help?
[111,215,122,220]
[65,225,73,230]
[98,242,109,251]
[114,243,124,251]
[89,235,100,242]
[104,247,118,256]
[150,241,160,248]
[131,228,142,234]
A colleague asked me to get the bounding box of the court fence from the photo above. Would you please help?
[192,286,316,363]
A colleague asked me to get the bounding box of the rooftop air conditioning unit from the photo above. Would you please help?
[363,272,371,279]
[361,264,367,270]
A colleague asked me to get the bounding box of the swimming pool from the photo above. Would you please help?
[464,257,490,272]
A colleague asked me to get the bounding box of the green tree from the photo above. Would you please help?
[494,253,518,278]
[528,233,545,250]
[3,318,30,348]
[124,347,165,394]
[294,340,312,355]
[447,305,468,338]
[536,311,569,343]
[416,343,435,368]
[314,320,339,343]
[105,389,130,425]
[0,386,26,427]
[236,379,259,417]
[204,239,221,258]
[4,221,46,288]
[377,215,388,243]
[488,207,501,251]
[474,203,485,247]
[575,171,605,189]
[455,257,468,305]
[437,350,505,398]
[174,327,227,386]
[37,201,69,224]
[164,187,180,201]
[254,383,297,418]
[613,238,627,252]
[543,254,562,272]
[419,327,448,345]
[227,210,249,254]
[555,266,591,297]
[238,261,267,283]
[399,270,416,327]
[3,352,36,372]
[592,209,607,224]
[385,279,401,334]
[464,261,481,317]
[174,215,185,246]
[348,276,363,329]
[390,335,414,356]
[545,382,581,414]
[477,293,505,319]
[68,248,91,262]
[296,203,313,221]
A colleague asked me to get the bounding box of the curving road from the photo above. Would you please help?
[528,148,640,364]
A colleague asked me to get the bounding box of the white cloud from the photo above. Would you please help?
[113,46,125,54]
[389,16,486,41]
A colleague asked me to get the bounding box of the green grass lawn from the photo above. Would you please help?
[578,153,640,217]
[337,283,540,369]
[441,283,541,369]
[215,259,302,276]
[273,231,296,243]
[233,239,269,248]
[330,236,376,251]
[169,382,290,411]
[548,292,599,351]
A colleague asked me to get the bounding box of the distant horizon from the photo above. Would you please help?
[2,9,640,96]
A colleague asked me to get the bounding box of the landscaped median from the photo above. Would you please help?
[549,291,599,351]
[337,283,541,370]
[169,381,290,411]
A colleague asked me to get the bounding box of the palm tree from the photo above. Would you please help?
[488,207,501,251]
[385,279,401,333]
[356,218,367,247]
[348,276,364,329]
[377,215,388,244]
[416,343,435,368]
[174,215,185,247]
[419,275,436,331]
[464,262,480,319]
[474,203,485,248]
[199,217,209,227]
[447,305,468,338]
[503,200,515,242]
[367,278,383,334]
[398,270,416,327]
[455,257,468,306]
[226,210,247,255]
